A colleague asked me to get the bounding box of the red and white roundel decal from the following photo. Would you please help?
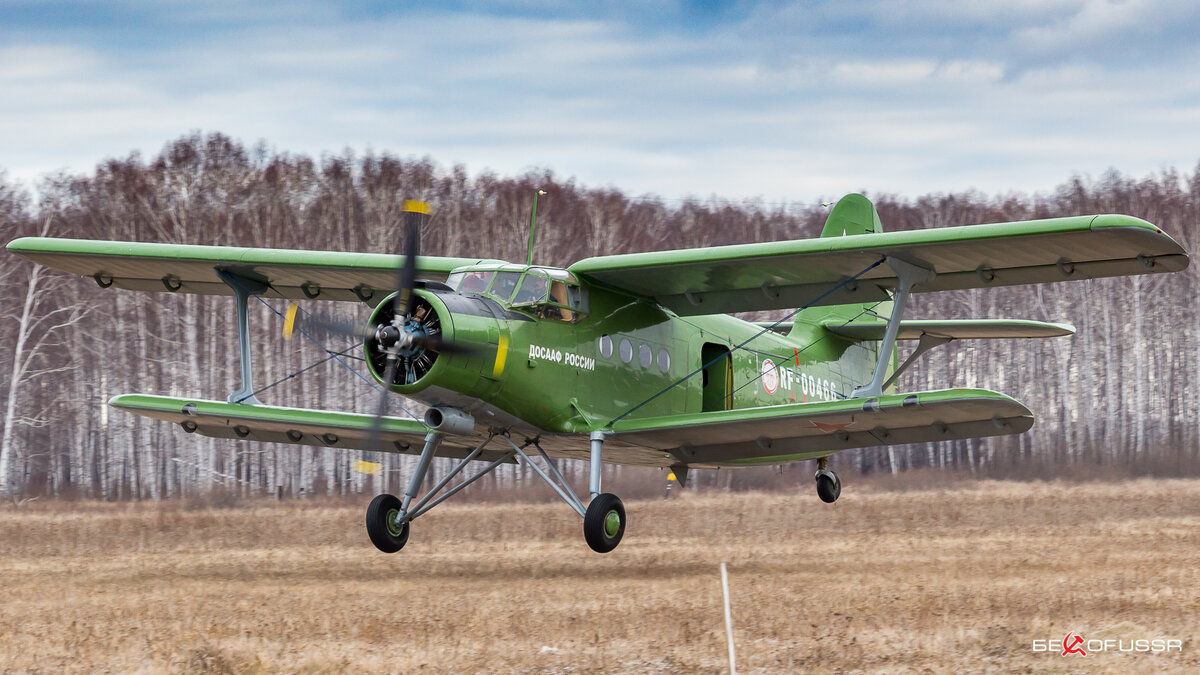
[761,359,779,395]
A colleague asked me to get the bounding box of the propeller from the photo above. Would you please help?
[283,303,473,354]
[281,201,480,454]
[282,203,475,356]
[364,202,430,456]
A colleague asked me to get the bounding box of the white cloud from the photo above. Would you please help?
[1,2,1199,202]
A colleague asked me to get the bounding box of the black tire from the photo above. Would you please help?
[816,473,841,503]
[583,493,626,553]
[366,493,409,553]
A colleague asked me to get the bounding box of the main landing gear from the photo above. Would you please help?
[365,493,410,552]
[815,456,841,503]
[583,493,626,553]
[365,429,627,554]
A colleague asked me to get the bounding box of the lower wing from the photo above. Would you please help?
[111,389,1030,469]
[609,388,1031,466]
[109,394,515,463]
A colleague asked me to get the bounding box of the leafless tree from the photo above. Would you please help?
[1,135,1197,499]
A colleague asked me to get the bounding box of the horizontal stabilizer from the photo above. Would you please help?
[611,388,1032,466]
[6,238,500,304]
[109,394,513,462]
[821,319,1075,340]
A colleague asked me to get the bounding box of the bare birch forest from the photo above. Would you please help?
[1,133,1197,500]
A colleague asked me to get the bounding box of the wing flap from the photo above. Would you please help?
[569,212,1188,316]
[6,238,498,303]
[611,388,1031,465]
[109,394,513,461]
[822,319,1075,340]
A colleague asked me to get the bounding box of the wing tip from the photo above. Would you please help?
[5,236,45,254]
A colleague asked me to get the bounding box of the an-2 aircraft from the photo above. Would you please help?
[6,194,1189,553]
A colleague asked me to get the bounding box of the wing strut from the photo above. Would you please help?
[880,333,952,391]
[851,257,935,398]
[218,269,269,405]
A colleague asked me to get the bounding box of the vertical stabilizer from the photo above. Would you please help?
[820,193,882,237]
[793,194,895,390]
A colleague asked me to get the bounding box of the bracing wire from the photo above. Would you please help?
[724,300,889,402]
[220,273,423,421]
[235,346,359,403]
[607,257,886,427]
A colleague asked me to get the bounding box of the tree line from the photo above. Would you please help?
[1,132,1197,500]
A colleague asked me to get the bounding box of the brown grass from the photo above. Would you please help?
[1,479,1198,673]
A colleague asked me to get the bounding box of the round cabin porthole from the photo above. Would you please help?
[657,349,670,373]
[639,343,653,368]
[599,335,613,358]
[619,338,633,363]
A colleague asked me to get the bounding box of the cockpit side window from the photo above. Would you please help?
[512,273,550,305]
[544,281,576,321]
[567,284,584,308]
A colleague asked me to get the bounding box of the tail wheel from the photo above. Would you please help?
[816,471,841,503]
[584,493,626,553]
[366,493,410,553]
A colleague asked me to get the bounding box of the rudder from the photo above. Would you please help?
[820,193,882,237]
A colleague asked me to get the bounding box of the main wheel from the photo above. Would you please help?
[366,493,410,553]
[816,471,841,504]
[583,493,626,553]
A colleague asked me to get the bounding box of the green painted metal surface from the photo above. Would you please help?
[821,319,1076,340]
[107,393,511,461]
[569,205,1189,316]
[5,237,500,303]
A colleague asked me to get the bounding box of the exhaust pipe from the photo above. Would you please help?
[423,407,475,436]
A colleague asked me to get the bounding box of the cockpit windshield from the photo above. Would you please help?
[455,270,494,294]
[447,265,587,322]
[488,271,521,302]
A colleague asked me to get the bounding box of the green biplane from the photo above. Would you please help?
[6,194,1189,553]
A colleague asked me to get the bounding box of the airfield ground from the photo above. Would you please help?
[0,478,1197,673]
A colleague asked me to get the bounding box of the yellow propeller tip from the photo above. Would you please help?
[402,200,432,215]
[283,302,298,340]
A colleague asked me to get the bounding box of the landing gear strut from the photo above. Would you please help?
[815,456,841,503]
[582,431,626,553]
[363,428,628,554]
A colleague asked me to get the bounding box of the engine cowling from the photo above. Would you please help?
[363,289,506,397]
[364,293,446,388]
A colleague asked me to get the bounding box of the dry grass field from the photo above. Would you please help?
[1,478,1198,674]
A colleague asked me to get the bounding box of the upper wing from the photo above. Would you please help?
[109,394,515,462]
[5,237,499,303]
[569,213,1189,317]
[820,319,1075,340]
[610,388,1031,466]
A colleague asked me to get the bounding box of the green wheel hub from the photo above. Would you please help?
[385,508,404,537]
[603,510,621,538]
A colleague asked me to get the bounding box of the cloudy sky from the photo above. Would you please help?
[2,0,1199,202]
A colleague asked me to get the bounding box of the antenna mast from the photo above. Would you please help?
[526,189,547,266]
